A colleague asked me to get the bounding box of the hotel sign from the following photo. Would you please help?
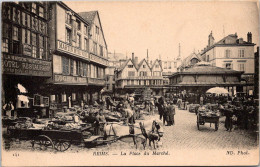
[57,40,88,59]
[2,54,52,77]
[54,74,87,84]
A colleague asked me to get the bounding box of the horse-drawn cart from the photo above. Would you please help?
[7,127,92,151]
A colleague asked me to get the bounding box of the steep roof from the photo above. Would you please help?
[118,59,137,72]
[201,33,255,55]
[78,11,97,24]
[179,52,201,69]
[137,58,151,70]
[150,59,163,70]
[79,11,107,47]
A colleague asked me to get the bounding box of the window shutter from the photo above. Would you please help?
[222,63,226,68]
[231,63,233,69]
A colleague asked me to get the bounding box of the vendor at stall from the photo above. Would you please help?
[94,109,106,135]
[3,101,14,117]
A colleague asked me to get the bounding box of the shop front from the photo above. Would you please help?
[2,54,52,118]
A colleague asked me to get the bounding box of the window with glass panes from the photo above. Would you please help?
[84,38,89,51]
[84,26,88,35]
[13,26,19,41]
[93,42,97,54]
[238,49,245,58]
[83,63,87,76]
[62,56,70,75]
[76,20,81,30]
[25,29,31,44]
[39,36,44,59]
[31,33,37,58]
[2,39,9,52]
[2,4,11,20]
[76,34,81,48]
[66,28,71,44]
[70,59,74,75]
[39,6,44,18]
[32,3,37,14]
[99,45,103,56]
[12,26,20,54]
[225,50,231,58]
[239,64,245,71]
[65,13,71,24]
[2,23,9,52]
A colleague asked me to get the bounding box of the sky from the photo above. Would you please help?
[65,1,259,61]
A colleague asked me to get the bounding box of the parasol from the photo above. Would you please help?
[206,87,229,95]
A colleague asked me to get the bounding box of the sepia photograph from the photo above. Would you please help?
[1,0,259,166]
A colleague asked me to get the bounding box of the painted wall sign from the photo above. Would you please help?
[88,77,105,85]
[89,54,108,66]
[57,40,88,59]
[2,54,52,77]
[54,74,87,84]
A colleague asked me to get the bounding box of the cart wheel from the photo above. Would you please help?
[215,122,219,131]
[53,140,71,152]
[33,135,54,151]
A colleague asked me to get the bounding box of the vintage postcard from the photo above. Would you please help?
[1,0,259,166]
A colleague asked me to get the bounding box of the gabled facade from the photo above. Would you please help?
[115,54,164,96]
[47,2,108,109]
[178,52,202,72]
[151,59,163,77]
[200,31,255,95]
[137,59,152,77]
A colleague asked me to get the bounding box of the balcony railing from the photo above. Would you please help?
[88,77,106,86]
[116,76,164,80]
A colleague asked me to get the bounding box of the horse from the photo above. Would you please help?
[139,120,164,149]
[103,119,164,149]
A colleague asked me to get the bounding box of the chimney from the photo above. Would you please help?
[134,57,138,66]
[208,31,215,47]
[132,52,135,61]
[238,38,243,44]
[247,32,252,43]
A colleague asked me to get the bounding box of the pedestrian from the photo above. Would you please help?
[157,97,165,120]
[200,95,204,106]
[121,107,135,124]
[162,102,168,126]
[3,101,15,117]
[94,109,106,135]
[224,105,233,131]
[165,101,175,126]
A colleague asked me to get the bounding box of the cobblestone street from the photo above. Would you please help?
[161,107,258,150]
[4,107,258,153]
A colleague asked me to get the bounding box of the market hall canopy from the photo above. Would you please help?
[169,64,244,87]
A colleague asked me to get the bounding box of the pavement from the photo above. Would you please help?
[161,107,258,150]
[2,107,258,152]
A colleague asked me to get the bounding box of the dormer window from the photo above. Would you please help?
[143,65,146,68]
